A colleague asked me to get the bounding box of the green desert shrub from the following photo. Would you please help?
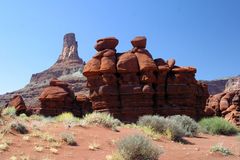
[199,117,238,135]
[168,115,199,137]
[137,115,168,133]
[1,107,16,117]
[60,132,77,146]
[164,119,185,141]
[137,115,185,141]
[210,143,232,156]
[10,121,28,134]
[55,112,80,123]
[115,134,163,160]
[82,112,121,129]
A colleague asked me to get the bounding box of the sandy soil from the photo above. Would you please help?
[0,121,239,160]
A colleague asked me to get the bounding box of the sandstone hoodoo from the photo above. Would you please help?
[31,78,82,116]
[0,33,87,107]
[117,36,156,121]
[83,37,121,117]
[83,36,209,121]
[205,90,240,126]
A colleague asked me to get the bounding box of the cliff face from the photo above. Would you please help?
[0,33,88,107]
[203,79,228,95]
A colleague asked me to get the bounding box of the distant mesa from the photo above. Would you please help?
[203,76,240,95]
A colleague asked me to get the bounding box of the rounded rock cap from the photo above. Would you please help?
[94,37,119,51]
[131,36,147,48]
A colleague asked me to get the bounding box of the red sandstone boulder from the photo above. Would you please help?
[117,52,139,73]
[94,37,119,51]
[154,58,167,66]
[131,36,147,48]
[135,52,157,72]
[37,79,81,116]
[50,78,69,88]
[8,95,26,115]
[172,67,197,74]
[39,86,69,101]
[100,56,116,73]
[102,49,115,57]
[83,58,101,76]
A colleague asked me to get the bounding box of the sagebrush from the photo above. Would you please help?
[82,112,121,129]
[115,134,163,160]
[168,115,199,137]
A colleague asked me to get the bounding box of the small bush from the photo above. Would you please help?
[137,115,168,133]
[55,112,80,123]
[168,115,199,137]
[82,112,121,130]
[199,117,238,135]
[2,107,16,117]
[10,121,28,134]
[164,119,185,141]
[115,134,163,160]
[60,132,77,146]
[137,115,185,141]
[138,126,161,140]
[210,143,232,156]
[30,130,56,142]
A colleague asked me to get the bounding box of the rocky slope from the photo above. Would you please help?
[0,33,88,107]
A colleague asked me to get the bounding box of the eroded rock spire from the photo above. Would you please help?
[56,33,83,63]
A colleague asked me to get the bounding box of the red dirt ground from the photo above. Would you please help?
[0,121,239,160]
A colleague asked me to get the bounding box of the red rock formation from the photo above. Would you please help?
[155,59,209,119]
[83,37,121,118]
[83,36,209,122]
[118,36,156,121]
[7,95,26,115]
[34,78,82,116]
[205,90,240,126]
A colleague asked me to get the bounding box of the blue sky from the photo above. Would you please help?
[0,0,240,94]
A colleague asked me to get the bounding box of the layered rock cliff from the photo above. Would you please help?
[0,33,87,107]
